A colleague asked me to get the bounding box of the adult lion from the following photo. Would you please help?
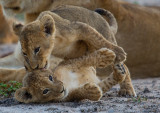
[0,5,17,44]
[1,0,160,78]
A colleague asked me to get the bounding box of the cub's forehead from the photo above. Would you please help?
[25,71,53,87]
[26,71,51,82]
[28,70,53,77]
[20,27,45,44]
[22,23,41,35]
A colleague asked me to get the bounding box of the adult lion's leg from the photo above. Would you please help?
[119,64,136,97]
[0,67,26,83]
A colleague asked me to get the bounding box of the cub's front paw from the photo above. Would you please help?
[84,83,102,101]
[113,63,126,83]
[96,48,116,68]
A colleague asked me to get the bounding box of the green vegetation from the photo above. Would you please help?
[0,81,22,97]
[131,96,148,103]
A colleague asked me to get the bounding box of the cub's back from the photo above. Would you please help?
[52,5,116,44]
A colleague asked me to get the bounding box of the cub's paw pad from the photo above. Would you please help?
[118,88,137,97]
[97,48,116,68]
[113,63,126,82]
[114,63,126,75]
[84,83,102,101]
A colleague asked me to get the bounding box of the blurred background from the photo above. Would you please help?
[124,0,160,6]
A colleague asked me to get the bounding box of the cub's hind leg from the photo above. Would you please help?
[98,63,126,94]
[118,64,136,97]
[64,83,102,102]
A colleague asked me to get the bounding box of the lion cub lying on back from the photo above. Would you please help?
[15,48,126,103]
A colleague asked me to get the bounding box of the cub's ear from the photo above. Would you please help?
[39,14,55,36]
[12,23,24,36]
[14,87,32,103]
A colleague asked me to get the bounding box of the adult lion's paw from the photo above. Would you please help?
[84,83,102,101]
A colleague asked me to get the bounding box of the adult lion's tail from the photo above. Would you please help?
[95,8,118,35]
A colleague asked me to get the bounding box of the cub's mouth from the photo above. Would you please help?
[43,61,48,69]
[60,86,65,93]
[4,6,20,11]
[61,87,68,100]
[35,61,48,70]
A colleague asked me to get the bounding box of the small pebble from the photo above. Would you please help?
[143,88,150,93]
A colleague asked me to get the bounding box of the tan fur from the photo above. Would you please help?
[13,48,129,103]
[0,5,18,44]
[1,0,160,78]
[0,5,135,96]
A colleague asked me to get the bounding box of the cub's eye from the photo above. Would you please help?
[34,47,40,54]
[49,75,53,81]
[43,89,49,94]
[22,52,27,56]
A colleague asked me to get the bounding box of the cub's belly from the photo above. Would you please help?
[61,67,100,91]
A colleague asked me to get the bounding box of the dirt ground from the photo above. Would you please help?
[0,77,160,113]
[0,1,160,112]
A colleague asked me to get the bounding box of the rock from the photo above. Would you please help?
[143,88,150,93]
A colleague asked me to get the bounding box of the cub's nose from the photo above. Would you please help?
[29,62,39,70]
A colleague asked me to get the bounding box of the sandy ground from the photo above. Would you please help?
[0,1,160,112]
[0,78,160,113]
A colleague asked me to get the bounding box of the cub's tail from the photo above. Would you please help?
[95,8,118,35]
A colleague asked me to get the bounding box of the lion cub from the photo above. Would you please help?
[13,5,126,71]
[15,48,126,103]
